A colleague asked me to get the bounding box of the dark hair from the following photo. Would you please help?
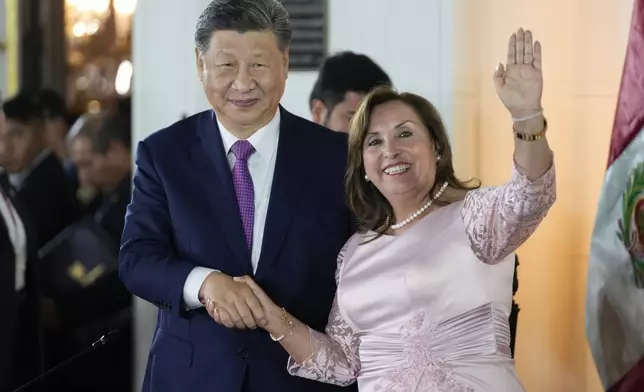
[69,112,131,153]
[309,52,391,113]
[195,0,291,54]
[35,88,68,121]
[2,93,43,125]
[345,84,480,236]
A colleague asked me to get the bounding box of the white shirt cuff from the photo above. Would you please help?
[182,267,219,309]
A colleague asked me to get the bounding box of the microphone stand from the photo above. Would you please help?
[12,330,120,392]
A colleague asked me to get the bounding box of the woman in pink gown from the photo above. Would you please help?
[228,28,556,391]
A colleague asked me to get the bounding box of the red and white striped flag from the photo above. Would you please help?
[586,0,644,390]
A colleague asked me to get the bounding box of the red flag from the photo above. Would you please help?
[607,0,644,168]
[586,0,644,390]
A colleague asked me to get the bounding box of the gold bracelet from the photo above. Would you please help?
[514,117,548,141]
[269,307,293,342]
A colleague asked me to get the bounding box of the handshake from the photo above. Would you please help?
[199,271,279,330]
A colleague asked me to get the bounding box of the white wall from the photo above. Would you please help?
[131,0,454,389]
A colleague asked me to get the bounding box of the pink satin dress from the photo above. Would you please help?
[287,163,556,391]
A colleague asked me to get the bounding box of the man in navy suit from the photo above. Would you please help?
[118,1,356,391]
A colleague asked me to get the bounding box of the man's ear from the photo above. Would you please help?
[282,47,290,79]
[195,48,204,81]
[310,99,327,125]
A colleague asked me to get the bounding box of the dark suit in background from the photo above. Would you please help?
[16,152,82,247]
[94,173,131,246]
[0,173,42,392]
[37,175,133,392]
[119,108,355,392]
[37,218,130,392]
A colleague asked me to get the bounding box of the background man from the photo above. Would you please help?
[309,51,391,132]
[0,93,80,248]
[68,112,132,244]
[0,90,42,392]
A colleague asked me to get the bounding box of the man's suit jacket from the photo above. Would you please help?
[16,152,82,247]
[119,107,357,392]
[0,175,42,392]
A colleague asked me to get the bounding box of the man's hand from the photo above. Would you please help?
[200,271,266,329]
[233,276,285,335]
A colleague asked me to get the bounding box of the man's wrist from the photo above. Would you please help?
[183,267,219,309]
[197,270,221,304]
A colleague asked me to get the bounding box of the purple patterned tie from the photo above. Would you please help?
[231,140,255,252]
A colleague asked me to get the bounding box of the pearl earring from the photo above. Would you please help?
[437,155,442,162]
[364,175,370,182]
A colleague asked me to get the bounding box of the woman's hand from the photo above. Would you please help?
[493,28,543,120]
[234,277,320,366]
[233,276,288,335]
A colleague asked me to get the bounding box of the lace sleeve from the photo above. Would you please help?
[463,161,556,264]
[286,237,360,386]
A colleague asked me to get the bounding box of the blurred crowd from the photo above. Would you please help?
[0,88,132,392]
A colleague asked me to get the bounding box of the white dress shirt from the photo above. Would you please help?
[182,110,281,309]
[0,177,27,292]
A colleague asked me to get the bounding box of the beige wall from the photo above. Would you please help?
[452,0,634,390]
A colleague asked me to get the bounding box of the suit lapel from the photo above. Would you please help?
[255,107,310,279]
[190,112,251,272]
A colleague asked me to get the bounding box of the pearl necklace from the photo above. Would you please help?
[390,181,449,230]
